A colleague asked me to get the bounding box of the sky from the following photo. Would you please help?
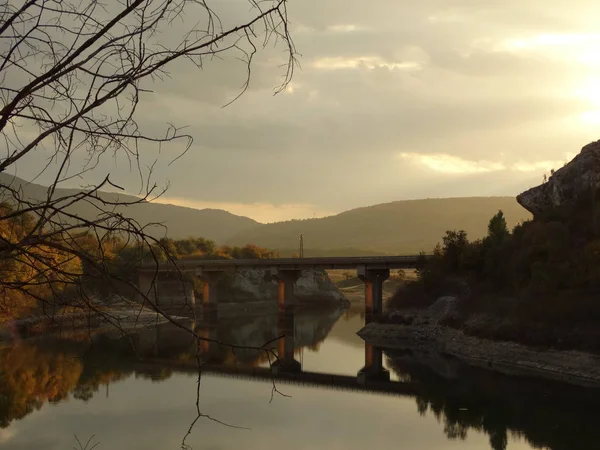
[9,0,600,223]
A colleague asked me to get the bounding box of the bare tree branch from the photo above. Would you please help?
[0,0,297,441]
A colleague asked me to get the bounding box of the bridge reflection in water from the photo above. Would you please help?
[2,301,600,450]
[133,305,417,397]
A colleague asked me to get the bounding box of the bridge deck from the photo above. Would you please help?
[140,255,426,273]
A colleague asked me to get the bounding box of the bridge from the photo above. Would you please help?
[138,255,426,320]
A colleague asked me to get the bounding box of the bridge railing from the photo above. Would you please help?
[139,255,432,272]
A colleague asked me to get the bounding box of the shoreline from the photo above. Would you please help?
[0,299,349,343]
[358,321,600,389]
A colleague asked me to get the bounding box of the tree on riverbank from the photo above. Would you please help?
[390,198,600,352]
[0,0,295,322]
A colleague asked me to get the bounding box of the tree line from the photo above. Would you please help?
[390,189,600,351]
[0,205,277,322]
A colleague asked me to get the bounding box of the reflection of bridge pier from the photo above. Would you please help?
[357,343,390,384]
[133,317,196,357]
[198,326,219,361]
[125,301,402,392]
[273,308,301,373]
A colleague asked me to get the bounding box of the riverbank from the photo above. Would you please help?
[327,269,413,303]
[0,296,349,344]
[0,302,191,343]
[359,316,600,388]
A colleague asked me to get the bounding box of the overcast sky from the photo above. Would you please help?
[12,0,600,222]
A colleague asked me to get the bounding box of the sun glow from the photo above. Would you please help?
[575,78,600,124]
[498,33,600,66]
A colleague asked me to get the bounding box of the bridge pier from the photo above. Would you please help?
[357,343,390,384]
[141,256,423,323]
[357,266,390,322]
[271,269,301,312]
[273,308,301,373]
[195,268,222,321]
[138,272,157,304]
[137,272,197,316]
[154,277,196,316]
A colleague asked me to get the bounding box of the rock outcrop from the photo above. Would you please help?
[517,140,600,216]
[385,296,460,326]
[217,268,348,304]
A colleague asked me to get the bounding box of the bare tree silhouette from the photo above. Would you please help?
[0,0,295,320]
[0,0,296,441]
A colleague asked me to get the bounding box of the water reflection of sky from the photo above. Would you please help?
[299,311,401,381]
[0,307,537,450]
[2,373,535,450]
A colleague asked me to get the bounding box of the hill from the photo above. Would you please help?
[227,197,531,255]
[1,175,532,253]
[0,174,258,243]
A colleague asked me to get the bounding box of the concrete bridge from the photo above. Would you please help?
[138,255,425,320]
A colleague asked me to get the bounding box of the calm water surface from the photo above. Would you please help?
[0,304,597,450]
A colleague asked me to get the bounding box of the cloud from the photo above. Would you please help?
[513,160,564,173]
[398,153,505,174]
[311,56,422,71]
[326,24,364,33]
[9,0,600,217]
[426,11,465,24]
[398,152,575,175]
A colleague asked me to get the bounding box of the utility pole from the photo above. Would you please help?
[299,233,304,258]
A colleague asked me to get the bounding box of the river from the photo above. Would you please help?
[0,303,597,450]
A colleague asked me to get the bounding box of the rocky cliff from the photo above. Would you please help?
[217,269,348,304]
[517,140,600,216]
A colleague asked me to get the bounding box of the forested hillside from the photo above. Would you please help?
[228,197,531,255]
[0,174,258,242]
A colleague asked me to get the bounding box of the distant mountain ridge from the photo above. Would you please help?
[0,174,258,243]
[226,197,531,256]
[0,175,531,254]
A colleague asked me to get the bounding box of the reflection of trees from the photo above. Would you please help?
[0,337,151,427]
[0,344,83,427]
[387,353,599,450]
[0,306,346,428]
[0,337,181,428]
[72,345,135,402]
[2,312,598,450]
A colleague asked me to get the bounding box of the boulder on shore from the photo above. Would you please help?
[217,268,348,304]
[517,140,600,216]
